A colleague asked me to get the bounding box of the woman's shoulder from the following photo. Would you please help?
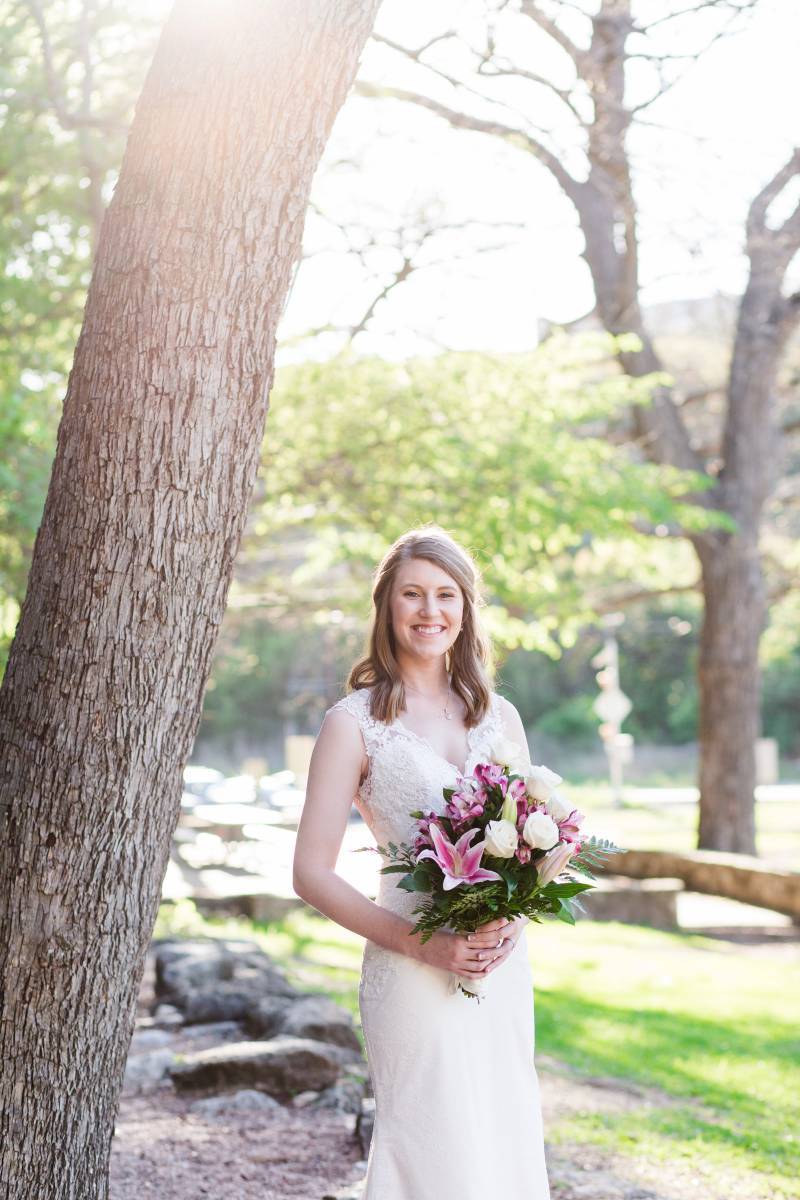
[487,690,521,729]
[326,685,374,721]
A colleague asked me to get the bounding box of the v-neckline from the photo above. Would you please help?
[391,713,483,778]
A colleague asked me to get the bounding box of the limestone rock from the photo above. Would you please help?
[278,995,362,1054]
[153,937,296,1024]
[169,1036,341,1099]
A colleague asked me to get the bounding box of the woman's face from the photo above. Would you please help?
[389,557,464,665]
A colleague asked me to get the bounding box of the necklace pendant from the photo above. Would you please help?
[444,709,453,720]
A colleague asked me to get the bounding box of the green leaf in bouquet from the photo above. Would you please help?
[398,865,436,893]
[543,880,595,898]
[575,835,623,865]
[556,899,577,925]
[380,863,415,874]
[495,867,518,902]
[442,788,456,801]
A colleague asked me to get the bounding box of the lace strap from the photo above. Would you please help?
[328,687,390,757]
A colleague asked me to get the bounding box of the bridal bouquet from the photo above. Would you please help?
[377,734,620,999]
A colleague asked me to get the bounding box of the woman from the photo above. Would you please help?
[293,526,550,1199]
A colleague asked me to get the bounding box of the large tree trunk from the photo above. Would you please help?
[0,2,379,1197]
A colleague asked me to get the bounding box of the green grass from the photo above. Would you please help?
[529,919,800,1197]
[154,901,800,1196]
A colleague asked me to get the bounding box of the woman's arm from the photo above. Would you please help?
[292,708,491,978]
[292,709,415,954]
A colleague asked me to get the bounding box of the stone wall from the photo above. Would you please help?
[603,850,800,919]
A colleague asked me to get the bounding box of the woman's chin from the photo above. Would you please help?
[401,638,450,660]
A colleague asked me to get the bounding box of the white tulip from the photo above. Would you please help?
[522,810,559,851]
[525,764,563,802]
[484,819,519,858]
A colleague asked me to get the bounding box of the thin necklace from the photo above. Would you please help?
[403,677,454,720]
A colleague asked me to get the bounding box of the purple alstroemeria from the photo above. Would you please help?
[473,762,507,790]
[558,810,586,843]
[447,785,487,822]
[508,777,527,817]
[417,824,503,891]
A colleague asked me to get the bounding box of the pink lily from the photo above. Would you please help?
[417,824,503,891]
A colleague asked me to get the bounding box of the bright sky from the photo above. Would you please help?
[278,0,799,363]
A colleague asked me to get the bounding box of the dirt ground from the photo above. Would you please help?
[110,1053,780,1200]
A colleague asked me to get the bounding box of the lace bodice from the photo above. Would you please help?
[329,686,504,918]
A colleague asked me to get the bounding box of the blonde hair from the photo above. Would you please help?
[347,525,493,726]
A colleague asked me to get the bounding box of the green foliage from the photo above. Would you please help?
[263,340,719,655]
[762,646,800,755]
[497,596,703,745]
[0,2,164,661]
[534,692,599,744]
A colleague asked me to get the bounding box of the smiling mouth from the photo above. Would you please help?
[411,625,446,636]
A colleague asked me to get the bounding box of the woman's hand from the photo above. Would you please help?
[412,915,528,979]
[466,914,528,976]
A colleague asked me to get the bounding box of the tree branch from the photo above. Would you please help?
[476,60,588,125]
[595,580,702,613]
[369,32,573,137]
[24,0,127,133]
[354,80,583,201]
[633,0,758,33]
[519,0,584,67]
[746,148,800,243]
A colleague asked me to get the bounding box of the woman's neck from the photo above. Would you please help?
[396,655,450,696]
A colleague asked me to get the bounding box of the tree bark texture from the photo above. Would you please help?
[0,2,379,1197]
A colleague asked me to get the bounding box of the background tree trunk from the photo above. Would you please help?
[0,1,379,1197]
[696,537,764,851]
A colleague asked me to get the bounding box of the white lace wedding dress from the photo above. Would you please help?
[331,686,550,1199]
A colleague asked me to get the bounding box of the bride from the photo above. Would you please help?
[293,525,550,1199]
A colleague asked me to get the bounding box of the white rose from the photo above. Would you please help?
[525,764,563,802]
[522,810,559,850]
[545,790,573,822]
[489,735,530,775]
[484,819,519,859]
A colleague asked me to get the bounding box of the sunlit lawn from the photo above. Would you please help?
[154,900,800,1197]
